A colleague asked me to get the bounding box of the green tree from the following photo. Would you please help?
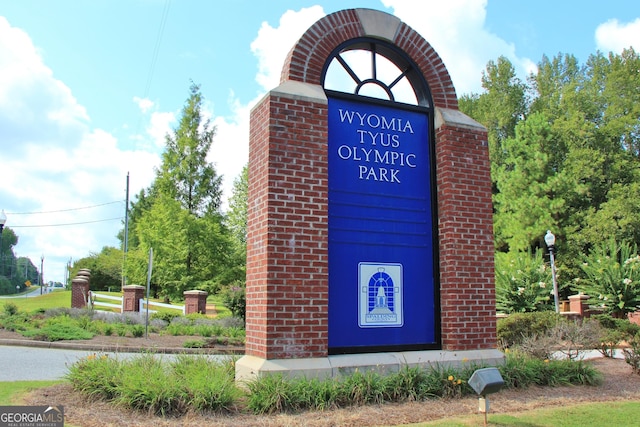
[72,247,124,291]
[0,227,24,294]
[459,56,528,179]
[226,165,247,253]
[0,227,17,279]
[464,50,640,289]
[155,82,223,217]
[493,112,572,251]
[125,83,231,299]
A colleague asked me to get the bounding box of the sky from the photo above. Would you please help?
[1,0,639,283]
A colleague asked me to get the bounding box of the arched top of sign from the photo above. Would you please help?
[321,38,432,108]
[280,9,458,109]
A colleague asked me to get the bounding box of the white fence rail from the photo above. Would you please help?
[88,291,123,313]
[85,291,186,315]
[139,298,185,315]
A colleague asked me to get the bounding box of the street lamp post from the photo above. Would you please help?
[544,230,560,313]
[0,210,6,280]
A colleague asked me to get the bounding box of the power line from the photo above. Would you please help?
[7,201,124,215]
[9,217,124,228]
[144,0,171,99]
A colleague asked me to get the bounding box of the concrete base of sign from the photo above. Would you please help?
[235,349,505,386]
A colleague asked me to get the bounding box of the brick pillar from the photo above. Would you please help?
[184,290,207,314]
[123,285,145,312]
[435,109,495,351]
[244,82,329,360]
[71,277,89,308]
[569,294,589,316]
[77,268,91,282]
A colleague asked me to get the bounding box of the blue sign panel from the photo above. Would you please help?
[328,96,437,351]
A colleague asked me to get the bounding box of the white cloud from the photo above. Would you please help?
[382,0,536,95]
[0,17,88,156]
[250,6,325,91]
[147,111,175,149]
[0,17,160,282]
[595,18,640,54]
[208,94,251,209]
[133,96,154,114]
[204,6,327,209]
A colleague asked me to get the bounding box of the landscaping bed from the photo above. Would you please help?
[13,353,640,427]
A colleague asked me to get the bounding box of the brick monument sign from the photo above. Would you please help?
[236,8,502,382]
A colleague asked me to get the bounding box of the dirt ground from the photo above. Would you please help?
[5,331,640,427]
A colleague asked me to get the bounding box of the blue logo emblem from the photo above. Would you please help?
[359,262,403,327]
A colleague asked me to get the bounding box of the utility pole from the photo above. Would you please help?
[40,255,44,295]
[122,172,130,290]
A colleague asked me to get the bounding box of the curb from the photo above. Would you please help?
[0,338,245,355]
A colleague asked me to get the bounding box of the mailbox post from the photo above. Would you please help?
[468,367,505,426]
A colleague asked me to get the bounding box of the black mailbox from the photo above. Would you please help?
[468,367,504,396]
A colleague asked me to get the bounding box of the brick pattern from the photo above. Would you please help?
[435,125,495,350]
[71,278,89,308]
[246,95,329,359]
[247,9,495,359]
[184,291,208,315]
[122,285,145,312]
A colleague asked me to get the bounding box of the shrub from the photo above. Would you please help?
[66,351,601,417]
[151,311,181,323]
[215,316,245,329]
[183,339,205,348]
[592,313,640,357]
[497,311,561,348]
[623,333,640,374]
[551,318,603,360]
[68,354,239,416]
[576,238,640,318]
[592,313,640,337]
[3,302,18,316]
[130,325,145,338]
[66,353,123,400]
[21,323,94,341]
[220,282,246,321]
[495,249,556,313]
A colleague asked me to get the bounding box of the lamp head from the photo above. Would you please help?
[544,230,556,248]
[0,209,6,233]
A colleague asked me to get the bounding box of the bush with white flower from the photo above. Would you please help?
[495,249,556,313]
[577,239,640,318]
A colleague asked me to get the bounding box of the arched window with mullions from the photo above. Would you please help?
[321,38,433,108]
[322,38,440,355]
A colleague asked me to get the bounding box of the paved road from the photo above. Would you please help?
[0,345,231,381]
[0,287,48,299]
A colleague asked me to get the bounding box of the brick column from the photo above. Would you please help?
[569,294,590,316]
[244,81,329,360]
[122,285,145,312]
[71,277,89,308]
[184,290,208,315]
[435,108,496,350]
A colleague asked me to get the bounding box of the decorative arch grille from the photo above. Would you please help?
[321,38,432,108]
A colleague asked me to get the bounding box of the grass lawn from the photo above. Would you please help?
[0,380,61,405]
[2,290,71,312]
[2,290,232,318]
[409,400,640,426]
